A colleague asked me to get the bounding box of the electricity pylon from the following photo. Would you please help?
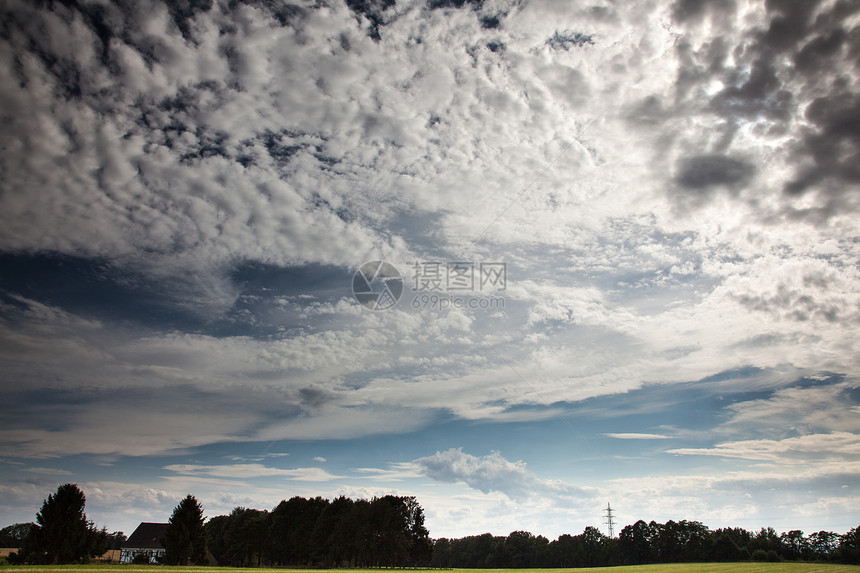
[603,502,615,538]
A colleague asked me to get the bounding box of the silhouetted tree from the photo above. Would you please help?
[711,533,744,562]
[837,525,860,564]
[780,529,807,560]
[162,495,206,565]
[808,530,838,561]
[104,531,126,550]
[547,533,581,567]
[21,484,108,564]
[205,515,231,566]
[748,526,782,556]
[311,496,353,566]
[269,496,328,565]
[619,520,656,564]
[0,523,33,547]
[580,526,606,566]
[427,519,860,567]
[208,508,269,567]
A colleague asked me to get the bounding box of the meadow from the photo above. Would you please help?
[2,564,860,573]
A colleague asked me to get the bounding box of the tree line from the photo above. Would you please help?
[3,484,431,567]
[205,494,432,567]
[431,520,860,567]
[4,484,858,567]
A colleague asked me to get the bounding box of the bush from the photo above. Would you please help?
[751,549,767,561]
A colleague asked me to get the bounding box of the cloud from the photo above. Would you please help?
[721,381,860,436]
[21,467,74,476]
[1,0,859,539]
[604,433,673,440]
[412,448,594,502]
[675,154,755,191]
[164,463,342,482]
[353,463,422,482]
[667,432,860,463]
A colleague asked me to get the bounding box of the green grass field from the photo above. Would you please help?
[2,565,860,573]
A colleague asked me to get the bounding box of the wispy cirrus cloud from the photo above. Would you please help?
[605,433,674,440]
[164,463,342,482]
[667,432,860,463]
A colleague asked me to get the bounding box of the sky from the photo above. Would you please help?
[0,0,859,542]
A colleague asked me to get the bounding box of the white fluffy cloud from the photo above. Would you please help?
[412,448,595,502]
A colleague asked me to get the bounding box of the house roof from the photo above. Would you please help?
[121,522,169,550]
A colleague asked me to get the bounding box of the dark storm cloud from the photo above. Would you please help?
[708,58,794,124]
[671,154,755,211]
[760,0,823,53]
[785,91,860,201]
[666,0,860,221]
[676,154,755,190]
[671,0,735,24]
[298,387,335,409]
[427,0,483,10]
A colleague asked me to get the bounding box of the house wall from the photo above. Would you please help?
[119,548,166,564]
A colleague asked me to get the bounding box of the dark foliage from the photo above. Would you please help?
[16,484,109,564]
[0,523,33,547]
[206,494,431,567]
[432,520,860,567]
[104,530,126,550]
[162,494,207,565]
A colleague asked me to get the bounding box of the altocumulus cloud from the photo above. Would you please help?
[0,0,859,539]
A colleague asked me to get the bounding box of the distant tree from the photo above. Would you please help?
[711,533,744,562]
[431,538,452,568]
[269,496,328,565]
[105,531,126,550]
[504,531,538,567]
[580,526,606,567]
[837,525,860,564]
[162,495,206,565]
[749,526,782,556]
[21,484,108,564]
[205,515,231,566]
[0,523,34,547]
[222,507,269,567]
[808,530,838,561]
[780,529,807,560]
[406,496,433,564]
[368,495,413,566]
[548,533,582,567]
[311,496,354,566]
[619,520,655,564]
[712,526,752,554]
